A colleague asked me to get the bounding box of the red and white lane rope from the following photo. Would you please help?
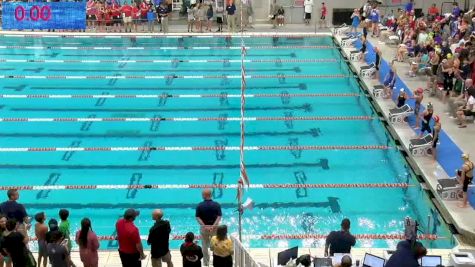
[27,233,439,241]
[0,116,374,122]
[0,74,349,79]
[0,59,338,64]
[0,183,411,191]
[0,145,391,152]
[0,93,360,99]
[0,45,333,50]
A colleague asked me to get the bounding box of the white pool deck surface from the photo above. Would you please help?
[2,23,475,266]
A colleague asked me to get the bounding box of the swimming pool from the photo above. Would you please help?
[0,34,454,250]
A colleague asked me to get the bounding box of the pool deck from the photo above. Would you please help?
[34,247,454,266]
[1,24,474,264]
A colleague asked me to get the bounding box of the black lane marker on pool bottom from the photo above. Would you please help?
[294,171,308,198]
[158,93,168,106]
[25,84,307,91]
[0,128,323,139]
[22,199,339,210]
[80,114,96,131]
[36,173,61,200]
[218,113,228,130]
[126,173,142,199]
[10,103,313,113]
[150,115,161,131]
[138,141,153,161]
[289,138,302,159]
[214,139,228,161]
[212,172,224,199]
[94,92,109,107]
[62,140,81,161]
[219,93,229,106]
[0,159,330,170]
[284,112,294,129]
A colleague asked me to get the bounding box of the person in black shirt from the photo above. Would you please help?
[385,240,427,267]
[147,209,173,267]
[180,232,203,267]
[324,218,356,257]
[195,189,222,266]
[1,219,28,267]
[0,190,27,225]
[374,46,382,80]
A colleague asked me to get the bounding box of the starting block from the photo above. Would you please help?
[373,85,384,98]
[388,104,413,123]
[409,134,433,156]
[436,178,465,201]
[350,50,360,61]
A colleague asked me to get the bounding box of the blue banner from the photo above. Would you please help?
[2,2,86,30]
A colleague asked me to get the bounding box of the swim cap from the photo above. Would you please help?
[417,88,423,94]
[434,115,440,122]
[447,53,453,59]
[427,102,433,109]
[462,153,470,160]
[400,88,405,92]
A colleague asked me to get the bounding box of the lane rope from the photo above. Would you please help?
[0,74,350,79]
[0,116,374,122]
[0,183,411,191]
[0,59,338,64]
[0,145,392,152]
[0,33,328,39]
[26,233,439,241]
[0,93,360,99]
[0,45,334,50]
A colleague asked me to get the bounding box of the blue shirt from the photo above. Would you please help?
[370,9,379,23]
[195,199,222,225]
[352,15,360,27]
[405,2,413,13]
[226,4,236,15]
[452,7,461,18]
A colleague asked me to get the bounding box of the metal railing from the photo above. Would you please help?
[231,235,265,267]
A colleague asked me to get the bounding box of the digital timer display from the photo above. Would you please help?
[2,2,86,30]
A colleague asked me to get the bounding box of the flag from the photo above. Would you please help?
[236,178,243,201]
[242,198,254,210]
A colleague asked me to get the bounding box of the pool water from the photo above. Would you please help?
[0,35,454,250]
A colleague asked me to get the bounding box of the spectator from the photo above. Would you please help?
[180,232,203,267]
[270,0,279,29]
[215,5,224,32]
[147,209,173,267]
[374,46,382,80]
[276,5,285,27]
[195,189,222,267]
[431,115,441,161]
[361,0,372,22]
[319,2,327,29]
[419,102,434,137]
[75,218,99,267]
[86,0,97,31]
[132,2,141,32]
[428,4,439,18]
[121,1,134,33]
[58,209,73,255]
[140,0,150,31]
[304,0,313,25]
[405,0,413,14]
[455,88,475,128]
[147,5,156,33]
[196,3,206,33]
[0,214,11,267]
[158,1,170,33]
[350,9,360,35]
[205,3,213,32]
[111,1,122,32]
[1,219,28,267]
[324,218,356,257]
[383,61,397,98]
[47,230,73,267]
[210,225,233,267]
[397,89,408,108]
[0,190,28,240]
[35,212,48,267]
[187,4,195,32]
[452,2,461,20]
[370,4,380,37]
[457,154,474,208]
[46,218,62,244]
[116,209,145,267]
[385,240,427,267]
[226,1,236,32]
[337,255,352,267]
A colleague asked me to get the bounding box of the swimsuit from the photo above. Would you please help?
[462,161,474,192]
[397,95,406,107]
[420,111,433,134]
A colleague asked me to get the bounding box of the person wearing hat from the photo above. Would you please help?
[419,102,434,137]
[457,154,474,208]
[431,115,441,160]
[116,209,145,267]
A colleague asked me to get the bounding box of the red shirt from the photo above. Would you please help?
[116,219,140,254]
[321,6,327,16]
[121,5,133,17]
[132,6,140,19]
[140,2,148,17]
[428,6,439,16]
[111,4,120,17]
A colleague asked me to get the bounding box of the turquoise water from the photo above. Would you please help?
[0,35,454,250]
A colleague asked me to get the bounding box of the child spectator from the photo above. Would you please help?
[187,4,195,32]
[180,232,203,267]
[147,6,156,33]
[35,212,48,267]
[210,225,233,267]
[215,5,224,32]
[58,209,72,255]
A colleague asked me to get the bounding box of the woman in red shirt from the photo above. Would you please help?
[121,2,133,33]
[132,2,140,32]
[96,2,105,32]
[104,5,113,32]
[111,2,122,32]
[140,0,149,32]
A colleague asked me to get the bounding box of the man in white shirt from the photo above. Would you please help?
[304,0,313,25]
[457,93,475,128]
